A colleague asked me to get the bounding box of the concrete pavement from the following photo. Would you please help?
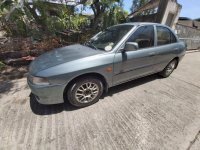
[0,52,200,150]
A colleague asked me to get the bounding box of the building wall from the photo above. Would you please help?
[161,0,182,29]
[194,21,200,29]
[129,0,181,29]
[176,24,200,50]
[178,20,193,27]
[172,4,182,29]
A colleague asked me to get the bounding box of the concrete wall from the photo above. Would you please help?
[178,20,193,27]
[194,21,200,30]
[129,0,181,29]
[161,0,182,29]
[176,24,200,50]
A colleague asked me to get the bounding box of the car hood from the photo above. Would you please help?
[29,44,104,75]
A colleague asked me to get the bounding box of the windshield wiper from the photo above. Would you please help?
[84,41,97,50]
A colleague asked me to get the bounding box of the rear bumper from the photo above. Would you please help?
[27,79,65,105]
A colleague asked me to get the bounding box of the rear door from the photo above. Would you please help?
[153,26,180,72]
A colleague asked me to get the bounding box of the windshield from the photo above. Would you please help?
[85,25,134,51]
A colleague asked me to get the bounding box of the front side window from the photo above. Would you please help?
[86,25,133,51]
[157,26,177,46]
[127,25,155,49]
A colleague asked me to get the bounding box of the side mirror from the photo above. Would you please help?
[124,42,139,52]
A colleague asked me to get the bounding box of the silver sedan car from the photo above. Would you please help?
[28,23,186,107]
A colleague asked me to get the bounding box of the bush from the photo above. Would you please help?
[0,61,6,70]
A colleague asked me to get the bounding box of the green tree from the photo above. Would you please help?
[103,5,128,28]
[130,0,149,12]
[83,0,126,29]
[0,0,88,37]
[0,0,127,37]
[130,0,156,16]
[0,0,28,36]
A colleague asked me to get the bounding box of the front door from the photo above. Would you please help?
[113,25,157,85]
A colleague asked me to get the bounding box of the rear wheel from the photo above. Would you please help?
[67,77,103,107]
[159,59,178,78]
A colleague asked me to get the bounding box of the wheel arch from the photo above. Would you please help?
[167,57,179,69]
[63,72,109,101]
[173,57,179,69]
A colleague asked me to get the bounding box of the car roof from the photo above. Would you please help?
[116,22,169,28]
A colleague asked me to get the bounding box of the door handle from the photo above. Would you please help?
[148,52,156,57]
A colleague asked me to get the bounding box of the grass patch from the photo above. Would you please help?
[0,62,6,71]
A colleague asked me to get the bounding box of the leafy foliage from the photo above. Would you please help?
[0,0,127,39]
[130,0,155,15]
[103,5,128,29]
[84,0,127,29]
[131,0,149,12]
[0,61,5,70]
[0,0,89,37]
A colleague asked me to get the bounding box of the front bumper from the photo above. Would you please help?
[27,79,66,105]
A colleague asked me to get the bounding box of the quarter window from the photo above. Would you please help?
[157,26,177,46]
[171,33,177,43]
[127,25,155,49]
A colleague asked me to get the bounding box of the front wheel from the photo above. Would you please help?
[67,77,103,107]
[159,59,178,78]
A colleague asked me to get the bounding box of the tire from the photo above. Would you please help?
[67,77,103,107]
[159,59,178,78]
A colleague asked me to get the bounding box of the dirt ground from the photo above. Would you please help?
[0,52,200,150]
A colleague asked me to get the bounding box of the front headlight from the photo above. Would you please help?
[30,76,50,86]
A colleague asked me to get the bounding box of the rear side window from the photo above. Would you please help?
[127,25,154,49]
[156,26,177,46]
[171,33,177,43]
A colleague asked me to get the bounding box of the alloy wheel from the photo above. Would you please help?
[75,82,99,104]
[166,61,176,75]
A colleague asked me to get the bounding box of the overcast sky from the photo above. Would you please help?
[123,0,200,19]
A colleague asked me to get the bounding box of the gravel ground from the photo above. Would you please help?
[0,52,200,150]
